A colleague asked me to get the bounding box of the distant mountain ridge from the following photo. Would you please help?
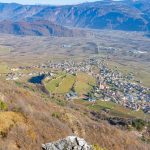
[0,20,85,37]
[0,0,150,36]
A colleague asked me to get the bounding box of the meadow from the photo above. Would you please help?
[74,72,96,95]
[44,73,66,93]
[44,72,96,95]
[75,99,150,120]
[54,74,76,93]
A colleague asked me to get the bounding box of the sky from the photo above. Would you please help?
[0,0,100,5]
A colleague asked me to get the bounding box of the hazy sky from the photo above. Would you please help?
[0,0,99,5]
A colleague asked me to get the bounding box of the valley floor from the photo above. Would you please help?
[0,30,150,150]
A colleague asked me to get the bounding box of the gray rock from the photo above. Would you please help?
[42,136,93,150]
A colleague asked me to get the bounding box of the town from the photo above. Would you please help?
[1,57,150,114]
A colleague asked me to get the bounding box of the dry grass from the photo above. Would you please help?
[0,78,149,150]
[0,111,25,137]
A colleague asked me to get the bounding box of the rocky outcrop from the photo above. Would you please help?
[42,136,93,150]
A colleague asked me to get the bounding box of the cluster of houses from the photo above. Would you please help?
[92,61,150,113]
[66,91,78,101]
[41,60,92,74]
[2,57,150,114]
[5,70,54,81]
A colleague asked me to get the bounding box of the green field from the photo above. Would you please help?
[75,81,92,95]
[44,72,76,94]
[74,72,96,95]
[44,72,96,95]
[44,73,66,93]
[54,74,76,93]
[75,99,150,120]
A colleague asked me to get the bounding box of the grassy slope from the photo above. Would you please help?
[44,72,96,95]
[54,74,76,93]
[74,72,96,95]
[44,73,66,93]
[0,78,149,150]
[75,99,150,120]
[0,112,25,135]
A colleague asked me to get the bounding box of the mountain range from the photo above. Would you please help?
[0,20,85,37]
[0,0,150,36]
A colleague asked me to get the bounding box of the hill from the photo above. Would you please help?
[0,79,149,150]
[0,20,85,37]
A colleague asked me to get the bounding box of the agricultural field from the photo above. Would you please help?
[54,74,76,93]
[44,72,96,95]
[74,72,96,95]
[44,73,66,93]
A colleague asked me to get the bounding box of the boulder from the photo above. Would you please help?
[42,136,93,150]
